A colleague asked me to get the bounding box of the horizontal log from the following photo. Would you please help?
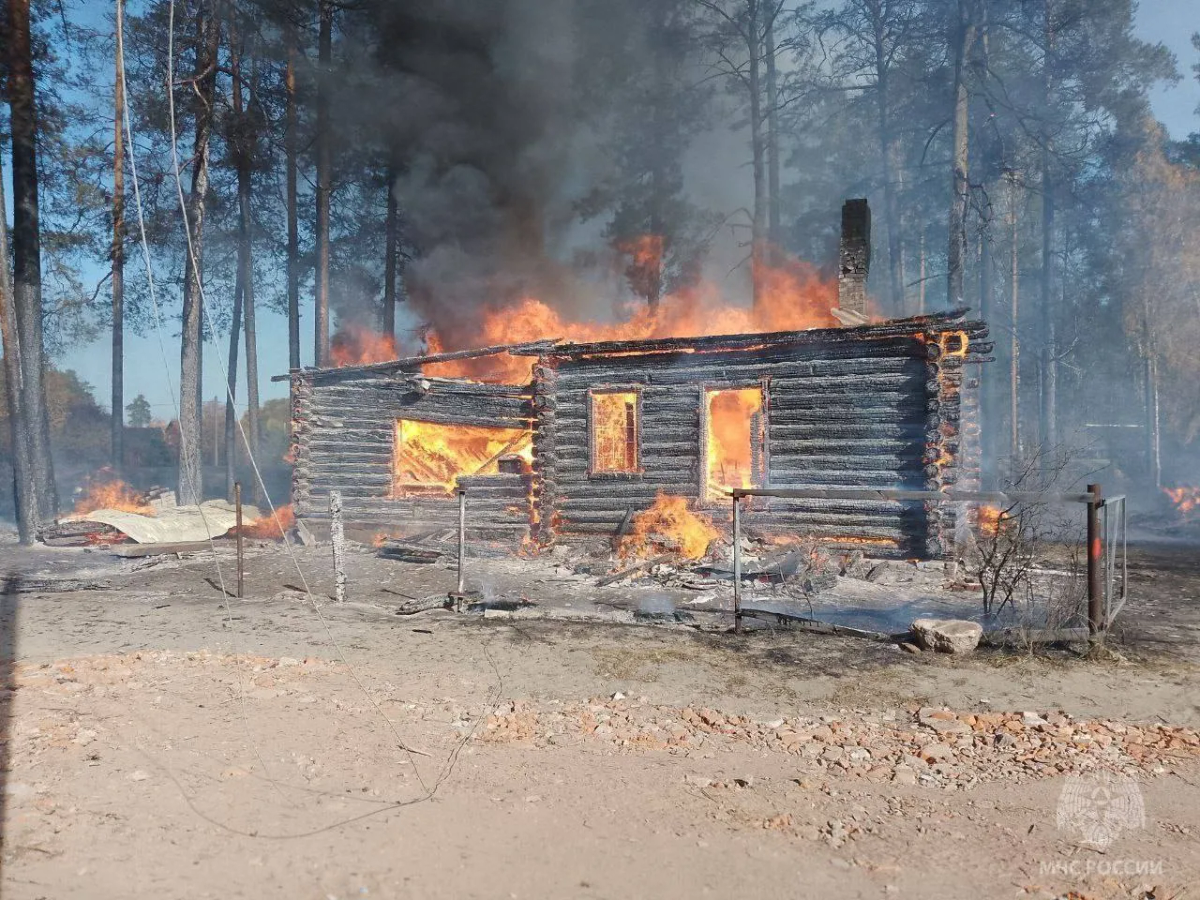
[309,392,533,414]
[553,480,697,499]
[767,407,930,425]
[553,442,701,461]
[300,463,393,476]
[311,379,531,398]
[767,391,924,411]
[553,363,925,392]
[766,458,924,476]
[308,404,533,426]
[544,331,932,362]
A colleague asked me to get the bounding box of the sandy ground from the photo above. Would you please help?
[1,537,1199,899]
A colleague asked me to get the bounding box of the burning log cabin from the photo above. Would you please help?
[283,201,988,558]
[283,308,989,559]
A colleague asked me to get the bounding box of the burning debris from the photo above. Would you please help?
[42,473,297,549]
[72,476,157,518]
[618,494,721,561]
[392,421,532,496]
[977,505,1008,537]
[234,504,296,540]
[1164,485,1199,520]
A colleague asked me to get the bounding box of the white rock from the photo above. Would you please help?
[910,618,983,654]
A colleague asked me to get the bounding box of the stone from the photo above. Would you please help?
[918,743,953,763]
[892,766,917,785]
[811,725,836,743]
[778,731,805,750]
[910,618,983,654]
[1021,711,1048,727]
[899,642,922,654]
[822,746,844,763]
[924,717,971,736]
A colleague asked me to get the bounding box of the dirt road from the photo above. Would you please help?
[1,540,1198,899]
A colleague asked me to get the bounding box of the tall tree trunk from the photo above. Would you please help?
[384,164,398,338]
[946,0,977,308]
[314,0,333,367]
[285,22,301,372]
[7,0,58,522]
[0,153,37,542]
[241,210,261,503]
[224,270,243,500]
[231,28,262,501]
[764,7,781,255]
[1039,0,1057,457]
[1145,353,1161,489]
[747,0,767,312]
[1008,173,1020,464]
[917,227,926,314]
[177,5,221,506]
[112,0,126,475]
[978,206,994,480]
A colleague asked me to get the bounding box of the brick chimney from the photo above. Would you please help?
[838,199,871,315]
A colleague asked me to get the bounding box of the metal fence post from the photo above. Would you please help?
[456,489,466,611]
[732,492,742,633]
[234,482,243,599]
[1087,483,1102,637]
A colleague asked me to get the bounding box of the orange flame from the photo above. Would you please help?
[391,420,532,496]
[73,477,154,517]
[619,493,721,561]
[331,324,398,367]
[977,505,1007,536]
[237,504,295,539]
[592,392,640,473]
[705,388,763,500]
[422,252,839,382]
[1164,486,1200,520]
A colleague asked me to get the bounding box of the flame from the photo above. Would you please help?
[72,477,154,517]
[938,330,970,358]
[592,392,639,473]
[392,420,532,496]
[977,505,1007,536]
[619,493,721,561]
[821,536,898,547]
[705,388,763,500]
[1164,486,1200,519]
[423,252,838,382]
[331,323,398,367]
[237,504,295,540]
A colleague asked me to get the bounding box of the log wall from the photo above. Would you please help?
[289,368,533,537]
[287,311,988,557]
[534,319,987,558]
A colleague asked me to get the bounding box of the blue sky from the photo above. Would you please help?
[59,1,1200,423]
